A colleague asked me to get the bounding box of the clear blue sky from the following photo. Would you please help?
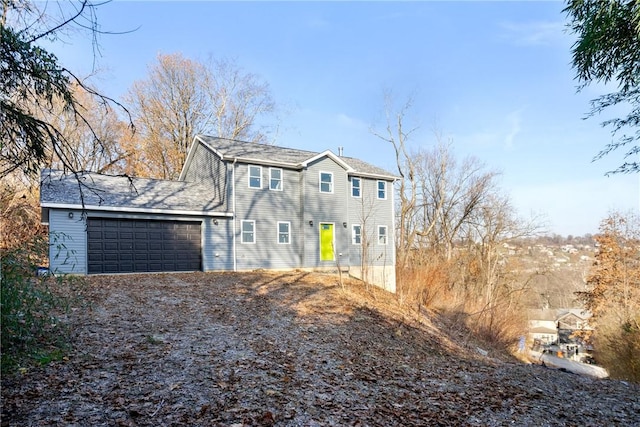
[50,1,639,237]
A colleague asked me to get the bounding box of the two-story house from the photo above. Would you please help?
[40,136,398,291]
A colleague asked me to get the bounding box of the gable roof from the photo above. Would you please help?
[189,135,399,180]
[40,169,229,217]
[528,308,591,322]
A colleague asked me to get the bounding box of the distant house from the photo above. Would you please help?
[40,136,399,291]
[528,309,559,346]
[527,308,592,355]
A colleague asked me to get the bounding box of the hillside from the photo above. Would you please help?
[2,272,638,426]
[503,237,597,310]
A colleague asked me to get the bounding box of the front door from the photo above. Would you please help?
[320,223,334,261]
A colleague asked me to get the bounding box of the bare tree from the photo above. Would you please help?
[36,82,130,174]
[126,53,210,179]
[371,92,418,269]
[126,53,277,179]
[414,140,499,261]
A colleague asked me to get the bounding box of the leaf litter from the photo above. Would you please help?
[2,271,639,426]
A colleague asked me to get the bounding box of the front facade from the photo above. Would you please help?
[41,136,398,291]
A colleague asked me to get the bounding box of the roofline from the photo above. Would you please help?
[183,135,398,177]
[349,171,400,181]
[223,156,302,169]
[301,150,354,171]
[41,202,233,218]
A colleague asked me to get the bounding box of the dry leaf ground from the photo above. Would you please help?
[2,272,639,426]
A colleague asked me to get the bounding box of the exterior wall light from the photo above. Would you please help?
[309,220,313,226]
[343,222,347,228]
[213,219,219,225]
[68,212,74,219]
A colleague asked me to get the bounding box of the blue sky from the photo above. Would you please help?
[50,1,638,236]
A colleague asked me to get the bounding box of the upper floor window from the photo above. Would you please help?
[378,225,388,245]
[377,180,387,199]
[241,220,255,244]
[352,177,361,198]
[320,172,333,193]
[277,221,290,244]
[352,224,362,245]
[270,168,283,191]
[249,165,262,189]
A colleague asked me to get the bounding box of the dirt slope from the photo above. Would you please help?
[2,272,639,426]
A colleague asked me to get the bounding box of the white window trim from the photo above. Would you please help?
[269,167,283,191]
[352,177,361,198]
[352,224,362,245]
[277,221,290,245]
[377,180,387,200]
[378,225,388,245]
[248,165,262,189]
[241,220,256,244]
[319,171,334,193]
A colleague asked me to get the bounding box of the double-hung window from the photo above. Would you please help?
[277,221,290,244]
[270,168,283,191]
[377,180,386,199]
[352,225,362,245]
[352,177,361,198]
[241,220,255,244]
[320,172,333,193]
[378,225,388,245]
[249,166,262,189]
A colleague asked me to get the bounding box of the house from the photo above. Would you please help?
[527,308,593,356]
[40,136,398,291]
[527,309,559,346]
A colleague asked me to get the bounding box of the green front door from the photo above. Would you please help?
[320,223,334,261]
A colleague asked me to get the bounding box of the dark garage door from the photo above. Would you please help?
[87,218,202,274]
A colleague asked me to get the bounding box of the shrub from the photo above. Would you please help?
[0,238,80,373]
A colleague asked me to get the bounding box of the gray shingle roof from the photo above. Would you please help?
[198,135,398,179]
[40,170,226,215]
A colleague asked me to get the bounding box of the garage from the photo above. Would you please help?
[87,218,202,274]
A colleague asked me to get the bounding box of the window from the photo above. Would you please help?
[241,220,255,244]
[270,168,283,191]
[277,221,290,244]
[352,225,362,245]
[377,180,386,199]
[248,165,262,189]
[320,172,333,193]
[351,177,361,198]
[378,225,388,245]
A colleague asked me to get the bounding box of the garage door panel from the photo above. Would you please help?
[103,231,118,239]
[87,218,201,274]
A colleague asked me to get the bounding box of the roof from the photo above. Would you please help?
[40,169,228,216]
[528,308,591,322]
[195,135,399,180]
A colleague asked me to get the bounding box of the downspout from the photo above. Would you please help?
[232,158,237,271]
[300,168,305,267]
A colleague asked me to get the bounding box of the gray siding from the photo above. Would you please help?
[202,217,234,271]
[233,163,302,269]
[302,157,350,268]
[49,209,87,274]
[48,209,236,274]
[182,142,230,211]
[347,177,395,268]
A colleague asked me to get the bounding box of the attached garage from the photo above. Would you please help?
[87,218,202,274]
